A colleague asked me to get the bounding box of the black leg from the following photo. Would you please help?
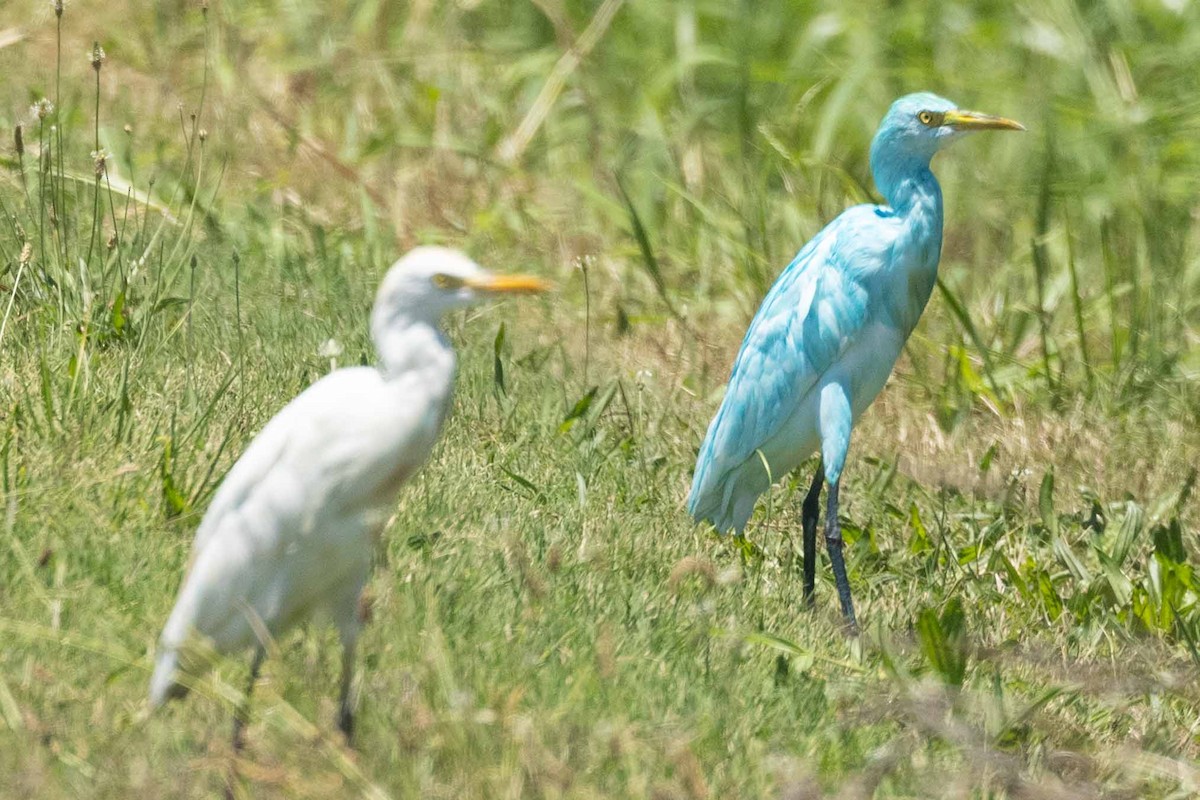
[801,459,824,606]
[231,647,264,754]
[824,479,859,634]
[336,633,357,743]
[226,647,265,800]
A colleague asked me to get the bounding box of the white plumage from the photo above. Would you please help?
[149,246,549,742]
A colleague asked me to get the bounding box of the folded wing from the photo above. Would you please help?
[688,207,891,532]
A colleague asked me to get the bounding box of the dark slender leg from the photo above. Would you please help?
[231,647,265,753]
[336,633,358,743]
[226,647,265,800]
[801,460,824,606]
[824,480,859,634]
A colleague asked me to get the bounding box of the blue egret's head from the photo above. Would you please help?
[372,246,550,334]
[874,92,1025,162]
[869,92,1024,206]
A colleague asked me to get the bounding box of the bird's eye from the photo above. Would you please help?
[917,111,942,127]
[431,273,464,290]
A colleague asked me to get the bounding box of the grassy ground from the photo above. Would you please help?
[2,1,1200,797]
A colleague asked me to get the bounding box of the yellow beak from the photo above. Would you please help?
[942,110,1026,132]
[466,273,553,295]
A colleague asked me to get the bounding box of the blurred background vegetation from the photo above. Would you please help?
[7,0,1200,410]
[2,1,1199,797]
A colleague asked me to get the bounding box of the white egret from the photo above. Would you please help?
[149,246,550,747]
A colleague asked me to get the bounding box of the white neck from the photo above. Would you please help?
[371,312,457,387]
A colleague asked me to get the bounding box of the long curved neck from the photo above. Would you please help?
[870,140,945,332]
[371,313,456,387]
[886,164,942,239]
[869,132,944,249]
[870,135,941,214]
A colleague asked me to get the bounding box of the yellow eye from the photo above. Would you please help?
[431,273,464,290]
[917,111,939,126]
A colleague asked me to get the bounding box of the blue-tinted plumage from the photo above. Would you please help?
[688,93,1023,628]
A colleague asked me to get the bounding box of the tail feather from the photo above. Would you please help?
[689,404,749,532]
[687,470,738,533]
[687,475,728,530]
[688,444,727,526]
[148,646,188,707]
[689,455,769,535]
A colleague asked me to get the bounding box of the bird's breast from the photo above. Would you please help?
[359,391,449,512]
[883,212,941,334]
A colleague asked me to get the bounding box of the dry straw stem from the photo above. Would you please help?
[0,27,24,49]
[251,88,391,212]
[496,0,627,164]
[878,681,1196,800]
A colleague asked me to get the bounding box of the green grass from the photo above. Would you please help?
[2,1,1200,797]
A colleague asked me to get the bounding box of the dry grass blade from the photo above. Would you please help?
[251,88,392,213]
[0,28,23,50]
[496,0,627,164]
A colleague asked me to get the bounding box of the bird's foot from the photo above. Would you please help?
[338,707,355,744]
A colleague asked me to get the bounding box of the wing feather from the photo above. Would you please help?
[161,366,431,653]
[190,368,386,555]
[688,206,892,530]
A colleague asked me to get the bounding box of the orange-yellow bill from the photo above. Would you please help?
[467,274,553,294]
[943,110,1026,132]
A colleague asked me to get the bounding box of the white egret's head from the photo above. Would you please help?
[372,246,550,335]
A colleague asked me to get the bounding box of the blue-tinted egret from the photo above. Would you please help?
[688,93,1023,631]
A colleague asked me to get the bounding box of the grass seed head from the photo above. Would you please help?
[90,148,109,177]
[30,99,54,122]
[90,42,105,71]
[546,543,563,573]
[668,556,716,593]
